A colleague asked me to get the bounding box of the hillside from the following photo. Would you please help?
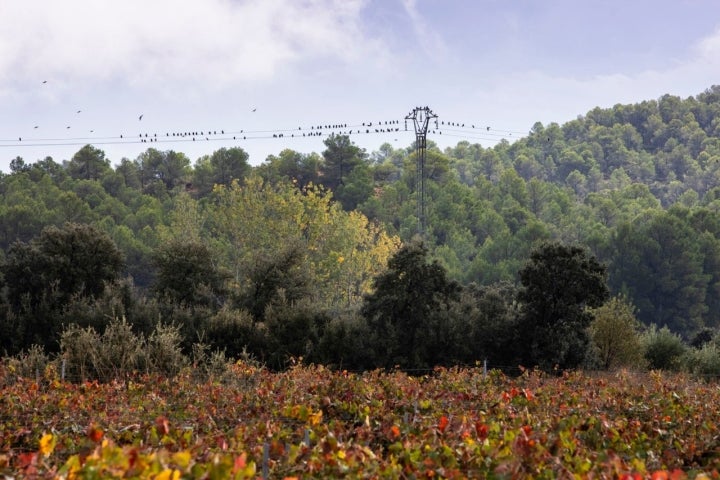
[2,86,720,362]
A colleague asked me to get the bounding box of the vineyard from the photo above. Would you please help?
[2,362,720,479]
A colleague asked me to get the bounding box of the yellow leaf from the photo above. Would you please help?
[39,433,56,456]
[309,410,323,426]
[154,469,181,480]
[171,450,192,469]
[243,461,257,477]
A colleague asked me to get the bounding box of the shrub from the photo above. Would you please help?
[683,342,720,379]
[3,344,50,382]
[59,317,190,382]
[315,312,375,370]
[588,296,644,370]
[145,323,187,377]
[190,342,243,383]
[641,324,687,371]
[203,306,266,359]
[94,317,143,381]
[60,324,101,382]
[264,298,329,370]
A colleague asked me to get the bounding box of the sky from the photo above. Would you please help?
[1,0,720,172]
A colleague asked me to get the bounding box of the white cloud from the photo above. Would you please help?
[0,0,385,93]
[399,0,449,62]
[695,26,720,62]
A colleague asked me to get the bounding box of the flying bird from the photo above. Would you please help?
[34,126,38,129]
[42,80,47,84]
[138,114,143,121]
[77,110,81,114]
[251,108,257,112]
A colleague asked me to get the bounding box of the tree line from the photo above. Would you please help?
[3,86,720,374]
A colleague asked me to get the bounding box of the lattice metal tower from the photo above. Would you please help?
[405,106,438,236]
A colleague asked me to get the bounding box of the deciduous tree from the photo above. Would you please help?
[588,295,644,370]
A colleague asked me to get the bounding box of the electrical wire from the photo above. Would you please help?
[0,116,526,150]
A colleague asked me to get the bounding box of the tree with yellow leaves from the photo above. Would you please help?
[204,175,400,312]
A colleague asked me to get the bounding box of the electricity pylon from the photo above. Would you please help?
[405,106,438,237]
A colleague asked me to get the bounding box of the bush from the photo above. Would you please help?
[59,317,190,382]
[145,323,187,377]
[587,296,644,370]
[315,313,376,370]
[641,324,687,371]
[263,298,330,370]
[3,344,50,383]
[61,278,138,327]
[94,317,143,381]
[60,324,101,382]
[0,307,24,356]
[683,343,720,379]
[190,342,243,383]
[202,306,266,359]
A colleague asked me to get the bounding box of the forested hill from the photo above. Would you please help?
[2,85,720,348]
[367,86,720,336]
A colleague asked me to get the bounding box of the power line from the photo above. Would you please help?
[438,120,527,136]
[1,116,526,151]
[1,120,408,147]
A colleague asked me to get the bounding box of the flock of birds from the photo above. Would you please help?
[7,80,527,149]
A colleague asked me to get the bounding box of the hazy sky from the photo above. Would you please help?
[1,0,719,172]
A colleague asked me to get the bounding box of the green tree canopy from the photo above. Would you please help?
[515,241,609,370]
[192,147,251,196]
[609,211,710,334]
[257,149,322,190]
[320,134,367,190]
[1,223,124,351]
[361,241,461,369]
[3,222,124,310]
[152,238,228,308]
[67,145,111,181]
